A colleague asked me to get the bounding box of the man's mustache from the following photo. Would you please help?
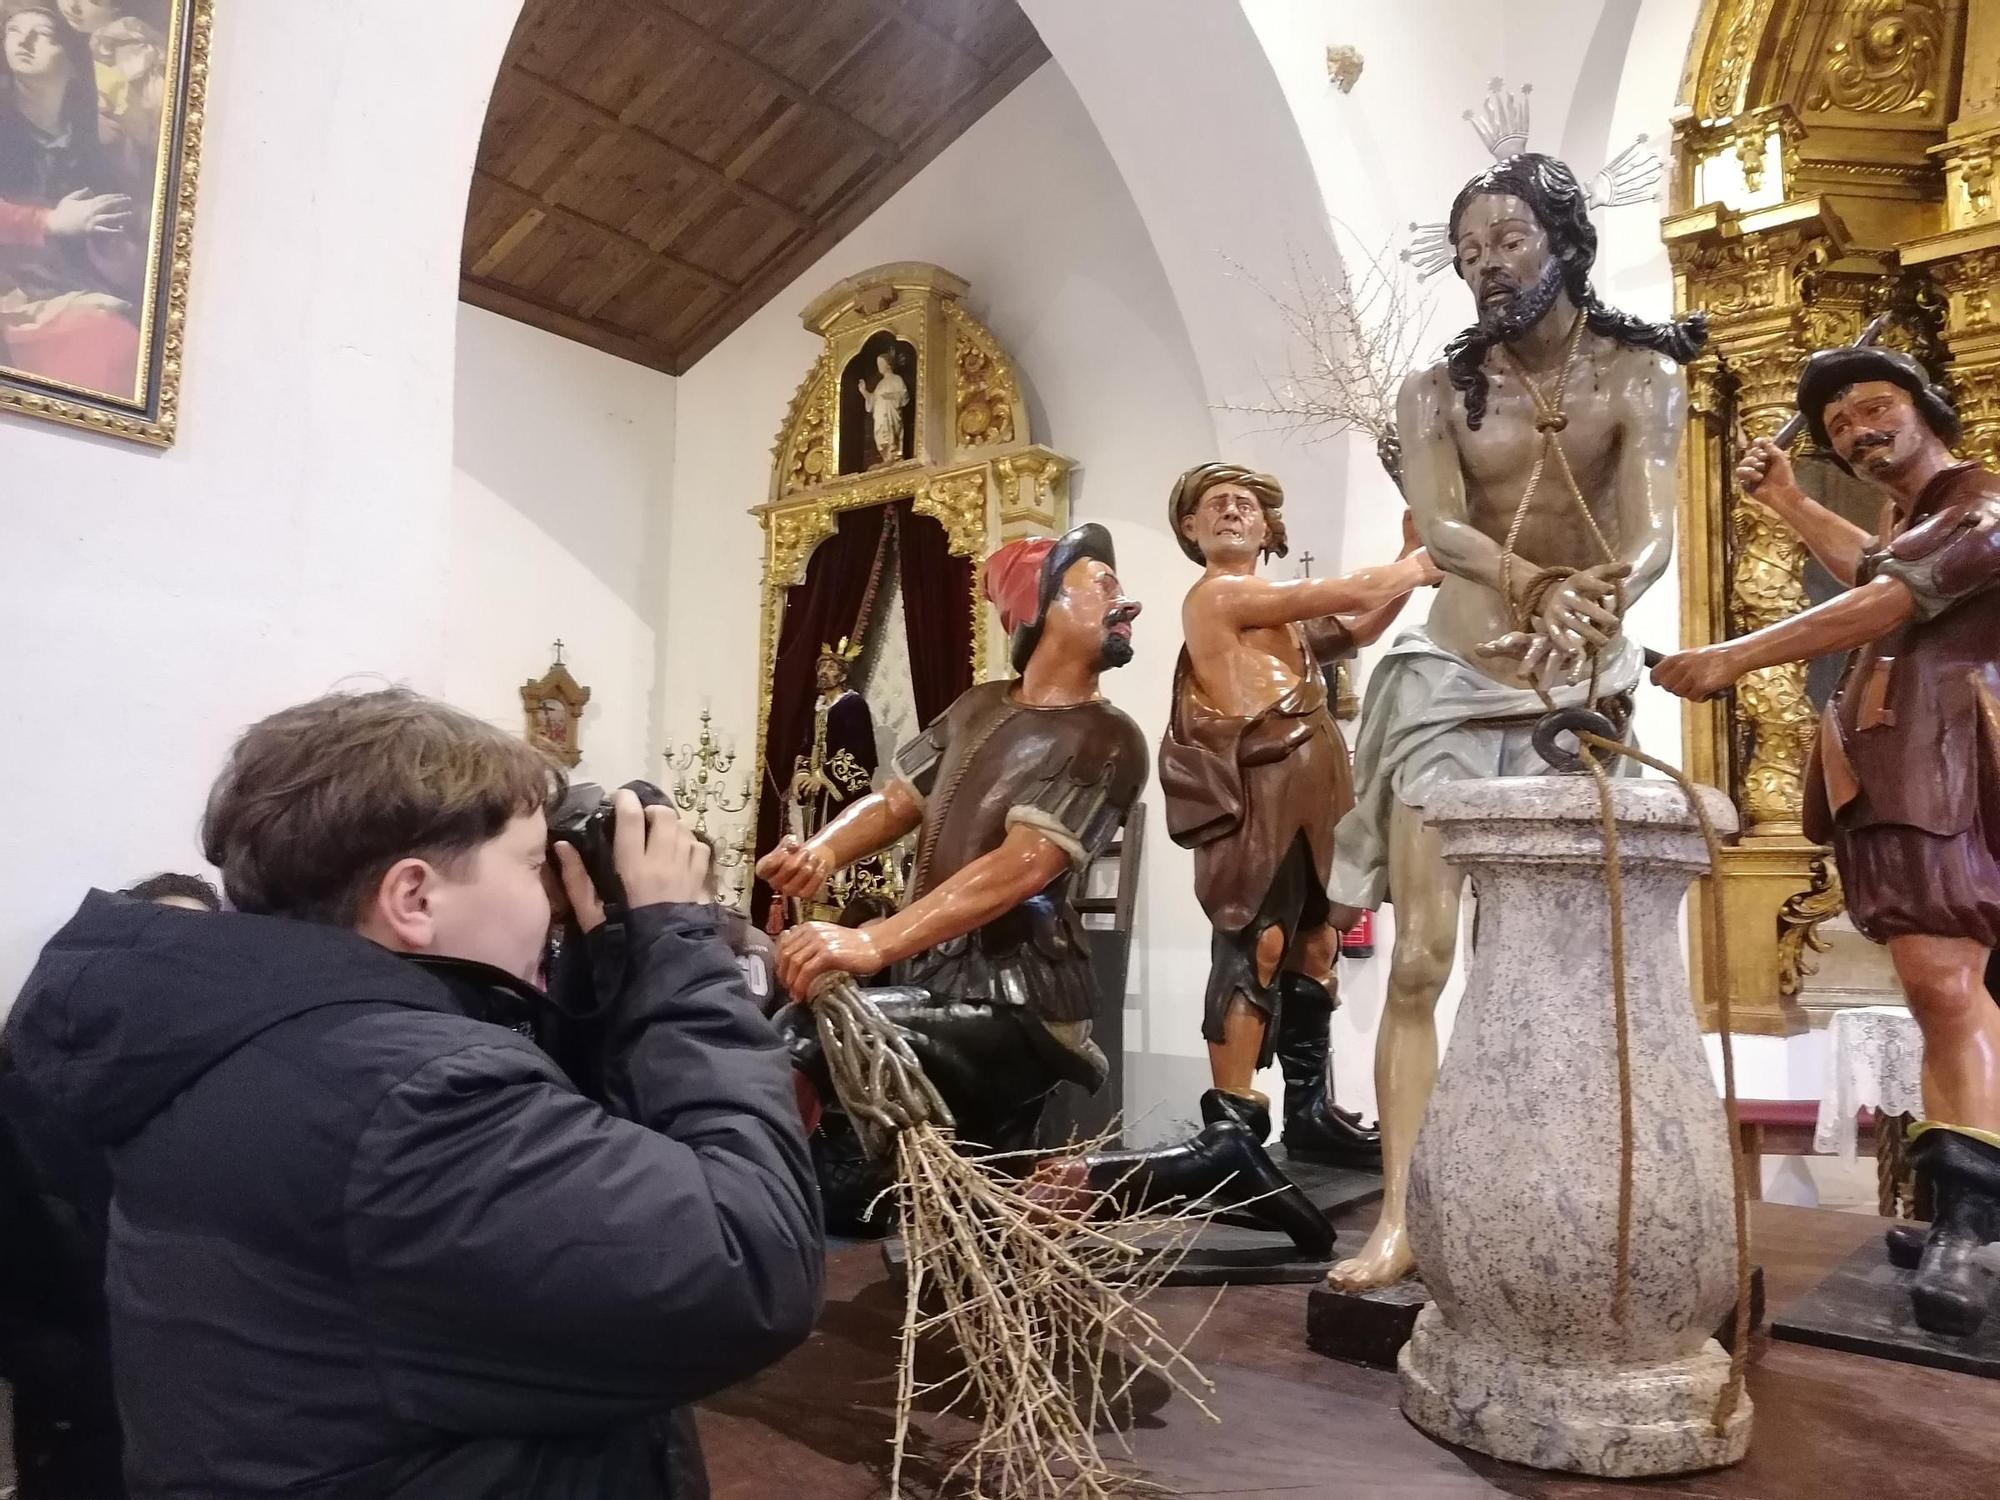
[1104,602,1140,629]
[1851,431,1893,455]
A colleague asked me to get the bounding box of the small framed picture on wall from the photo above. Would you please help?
[0,0,211,447]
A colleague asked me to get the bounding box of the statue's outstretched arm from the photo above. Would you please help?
[758,779,923,901]
[862,825,1070,970]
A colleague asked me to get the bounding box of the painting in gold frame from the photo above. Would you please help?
[0,0,208,447]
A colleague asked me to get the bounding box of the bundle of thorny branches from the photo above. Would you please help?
[813,979,1222,1499]
[1223,234,1438,477]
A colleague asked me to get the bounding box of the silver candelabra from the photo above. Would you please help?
[664,711,755,905]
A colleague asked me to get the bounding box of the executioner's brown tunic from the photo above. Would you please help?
[1159,618,1355,1058]
[1804,460,2000,946]
[890,679,1148,1087]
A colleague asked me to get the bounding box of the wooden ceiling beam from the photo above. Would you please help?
[574,257,654,322]
[468,207,547,279]
[508,63,812,231]
[460,276,683,374]
[620,0,902,160]
[674,35,1047,368]
[805,12,897,95]
[472,166,739,292]
[690,13,894,195]
[857,0,991,72]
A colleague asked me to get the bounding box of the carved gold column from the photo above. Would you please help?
[1904,0,2000,471]
[1665,202,1877,1035]
[1667,0,1984,1033]
[1676,345,1735,1017]
[993,447,1072,543]
[1727,339,1819,834]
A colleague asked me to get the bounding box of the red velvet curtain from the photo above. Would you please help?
[896,504,975,727]
[753,504,890,927]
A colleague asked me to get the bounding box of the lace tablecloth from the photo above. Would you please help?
[1814,1005,1923,1157]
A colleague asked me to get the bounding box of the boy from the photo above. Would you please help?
[5,688,821,1497]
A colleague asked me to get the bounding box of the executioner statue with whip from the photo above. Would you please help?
[758,523,1336,1254]
[754,523,1383,1490]
[1326,152,1707,1290]
[1655,348,2000,1339]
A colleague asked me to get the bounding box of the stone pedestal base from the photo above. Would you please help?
[1398,1306,1752,1477]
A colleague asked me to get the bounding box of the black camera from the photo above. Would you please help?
[548,779,674,913]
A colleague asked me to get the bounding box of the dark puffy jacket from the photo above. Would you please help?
[5,892,823,1499]
[0,1063,125,1498]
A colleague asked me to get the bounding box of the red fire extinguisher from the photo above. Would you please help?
[1341,908,1377,959]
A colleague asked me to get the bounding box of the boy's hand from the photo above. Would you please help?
[612,790,710,908]
[551,843,606,933]
[554,791,709,925]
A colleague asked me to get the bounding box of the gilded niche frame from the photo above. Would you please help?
[749,262,1077,855]
[1665,0,2000,1032]
[0,0,212,448]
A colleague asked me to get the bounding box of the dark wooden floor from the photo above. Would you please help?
[696,1201,2000,1500]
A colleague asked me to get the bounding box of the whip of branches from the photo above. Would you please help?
[1220,234,1438,483]
[813,978,1223,1498]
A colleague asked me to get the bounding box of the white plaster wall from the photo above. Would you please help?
[659,61,1228,1137]
[1016,0,1354,591]
[0,0,527,1001]
[446,306,674,789]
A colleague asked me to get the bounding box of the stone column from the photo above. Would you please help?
[1398,776,1752,1477]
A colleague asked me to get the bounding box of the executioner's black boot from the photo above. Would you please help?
[1274,973,1382,1169]
[1079,1092,1336,1260]
[1906,1125,2000,1337]
[1885,1220,1924,1269]
[1199,1084,1272,1142]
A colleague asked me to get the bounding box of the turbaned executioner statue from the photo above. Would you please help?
[1326,153,1706,1289]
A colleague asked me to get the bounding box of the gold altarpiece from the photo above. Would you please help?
[1668,0,2000,1033]
[749,261,1075,864]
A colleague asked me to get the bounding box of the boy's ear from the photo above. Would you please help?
[355,857,436,952]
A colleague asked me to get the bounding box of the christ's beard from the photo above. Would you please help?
[1478,257,1566,343]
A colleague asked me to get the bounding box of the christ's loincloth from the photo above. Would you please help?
[1160,641,1354,1064]
[1329,626,1642,911]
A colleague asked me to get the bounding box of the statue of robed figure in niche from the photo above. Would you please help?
[841,332,916,472]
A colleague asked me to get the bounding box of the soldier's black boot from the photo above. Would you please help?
[1200,1085,1272,1142]
[1079,1094,1336,1260]
[1907,1126,2000,1336]
[1275,973,1382,1169]
[1885,1220,1924,1269]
